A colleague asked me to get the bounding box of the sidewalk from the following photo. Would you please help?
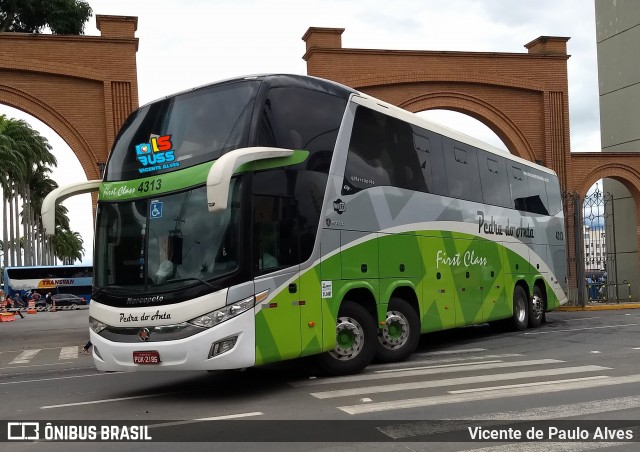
[558,300,640,311]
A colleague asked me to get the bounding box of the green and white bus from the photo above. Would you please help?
[42,74,567,375]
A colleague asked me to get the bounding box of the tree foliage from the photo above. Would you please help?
[0,0,92,34]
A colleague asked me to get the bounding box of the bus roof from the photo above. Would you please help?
[140,73,557,177]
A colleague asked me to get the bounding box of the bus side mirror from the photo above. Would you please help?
[41,180,102,236]
[206,147,294,213]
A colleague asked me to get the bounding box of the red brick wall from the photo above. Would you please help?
[0,15,139,181]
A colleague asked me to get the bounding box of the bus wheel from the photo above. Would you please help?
[528,286,545,328]
[511,285,529,331]
[315,301,376,376]
[376,297,420,363]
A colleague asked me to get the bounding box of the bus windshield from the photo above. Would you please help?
[105,80,260,182]
[94,179,242,294]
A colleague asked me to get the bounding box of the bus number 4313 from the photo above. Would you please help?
[138,179,162,193]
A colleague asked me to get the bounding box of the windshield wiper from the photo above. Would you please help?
[165,277,221,291]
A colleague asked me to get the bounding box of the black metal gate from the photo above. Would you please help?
[580,184,618,303]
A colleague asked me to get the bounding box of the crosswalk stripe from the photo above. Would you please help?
[380,397,640,439]
[9,349,40,364]
[372,353,523,372]
[458,441,627,452]
[415,347,487,356]
[449,375,607,394]
[290,359,563,387]
[59,346,79,360]
[462,394,640,421]
[310,365,610,399]
[374,354,524,373]
[338,373,640,415]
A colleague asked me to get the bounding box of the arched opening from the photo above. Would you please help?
[0,105,93,266]
[417,110,509,152]
[581,178,639,303]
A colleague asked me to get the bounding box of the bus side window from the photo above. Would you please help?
[385,117,427,192]
[478,151,511,208]
[442,138,483,203]
[413,127,448,196]
[343,106,393,193]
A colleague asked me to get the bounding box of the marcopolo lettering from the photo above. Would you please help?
[126,295,164,305]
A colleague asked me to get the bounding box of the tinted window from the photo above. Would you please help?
[523,169,550,215]
[508,165,550,215]
[107,80,259,181]
[546,174,563,216]
[509,165,527,211]
[478,151,511,208]
[343,106,426,194]
[256,87,347,173]
[253,194,299,274]
[442,138,483,203]
[253,169,326,264]
[413,129,448,196]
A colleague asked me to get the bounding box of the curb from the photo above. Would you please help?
[557,303,640,311]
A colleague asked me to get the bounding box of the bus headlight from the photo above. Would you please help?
[89,316,108,334]
[188,290,269,329]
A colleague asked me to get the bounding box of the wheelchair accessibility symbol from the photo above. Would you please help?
[150,200,163,219]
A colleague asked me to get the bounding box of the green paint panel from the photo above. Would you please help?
[100,150,309,202]
[253,227,564,365]
[341,230,379,279]
[379,233,423,278]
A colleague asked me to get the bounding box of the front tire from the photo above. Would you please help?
[315,301,377,376]
[376,297,420,363]
[511,285,529,331]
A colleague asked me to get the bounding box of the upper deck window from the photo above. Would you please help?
[106,80,260,181]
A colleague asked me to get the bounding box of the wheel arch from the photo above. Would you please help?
[388,284,420,321]
[340,286,378,321]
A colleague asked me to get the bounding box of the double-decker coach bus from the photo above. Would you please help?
[42,74,567,375]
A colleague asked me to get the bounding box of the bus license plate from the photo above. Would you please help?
[133,351,160,364]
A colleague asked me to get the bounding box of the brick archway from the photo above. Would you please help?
[303,28,572,190]
[301,28,640,299]
[398,92,536,163]
[0,15,139,180]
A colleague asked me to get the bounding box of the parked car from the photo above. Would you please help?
[48,294,88,310]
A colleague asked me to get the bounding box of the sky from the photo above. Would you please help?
[0,0,602,265]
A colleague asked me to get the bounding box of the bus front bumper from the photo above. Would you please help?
[90,309,256,372]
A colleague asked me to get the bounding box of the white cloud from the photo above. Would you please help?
[0,0,604,265]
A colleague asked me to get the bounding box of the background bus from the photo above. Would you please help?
[3,265,93,305]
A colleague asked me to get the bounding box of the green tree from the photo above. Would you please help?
[0,114,81,267]
[0,0,92,34]
[53,227,84,264]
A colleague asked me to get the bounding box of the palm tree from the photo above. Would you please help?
[26,168,58,265]
[0,114,27,267]
[53,228,84,264]
[0,114,83,267]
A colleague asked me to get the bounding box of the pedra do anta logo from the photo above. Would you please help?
[135,135,180,174]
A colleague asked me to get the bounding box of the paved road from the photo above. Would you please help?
[2,309,640,451]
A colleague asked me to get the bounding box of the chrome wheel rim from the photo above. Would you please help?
[378,310,410,350]
[330,316,364,361]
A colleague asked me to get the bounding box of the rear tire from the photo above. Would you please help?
[315,301,377,376]
[511,285,529,331]
[528,285,545,328]
[376,297,420,363]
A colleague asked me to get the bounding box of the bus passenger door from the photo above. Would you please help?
[253,195,302,365]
